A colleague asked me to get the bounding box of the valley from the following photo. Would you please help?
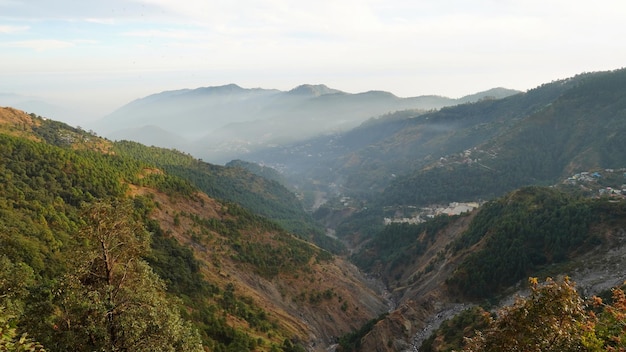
[2,68,626,352]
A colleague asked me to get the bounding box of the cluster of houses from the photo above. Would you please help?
[565,171,605,184]
[435,147,500,169]
[598,187,625,197]
[563,169,626,198]
[383,201,481,225]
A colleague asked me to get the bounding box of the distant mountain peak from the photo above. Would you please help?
[358,90,398,99]
[458,87,522,103]
[193,83,245,94]
[287,84,343,97]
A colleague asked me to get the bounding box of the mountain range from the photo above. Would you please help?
[91,84,519,163]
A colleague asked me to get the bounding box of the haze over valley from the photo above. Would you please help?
[92,84,519,163]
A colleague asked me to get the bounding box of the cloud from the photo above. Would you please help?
[84,18,118,25]
[135,0,380,37]
[0,24,29,33]
[121,29,201,40]
[0,0,164,21]
[3,39,75,51]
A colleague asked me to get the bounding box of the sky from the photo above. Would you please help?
[1,0,626,125]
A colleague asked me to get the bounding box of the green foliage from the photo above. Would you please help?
[0,118,321,352]
[382,163,532,207]
[335,206,384,240]
[0,257,44,351]
[430,277,626,352]
[337,313,388,351]
[139,172,197,197]
[0,256,35,317]
[592,287,626,351]
[280,338,307,352]
[186,202,319,278]
[0,134,128,206]
[143,217,284,350]
[0,308,45,352]
[462,277,598,352]
[45,200,203,352]
[32,119,95,148]
[0,133,148,277]
[145,219,217,297]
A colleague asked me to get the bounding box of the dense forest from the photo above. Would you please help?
[0,131,202,350]
[446,187,615,299]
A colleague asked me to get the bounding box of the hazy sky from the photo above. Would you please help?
[1,0,626,124]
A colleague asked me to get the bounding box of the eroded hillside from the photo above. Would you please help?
[130,184,389,348]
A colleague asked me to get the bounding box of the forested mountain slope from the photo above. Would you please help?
[6,68,626,352]
[382,69,626,206]
[0,107,387,351]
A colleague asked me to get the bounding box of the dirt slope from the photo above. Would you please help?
[130,185,389,350]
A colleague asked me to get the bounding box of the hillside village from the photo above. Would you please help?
[435,147,497,170]
[561,168,626,198]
